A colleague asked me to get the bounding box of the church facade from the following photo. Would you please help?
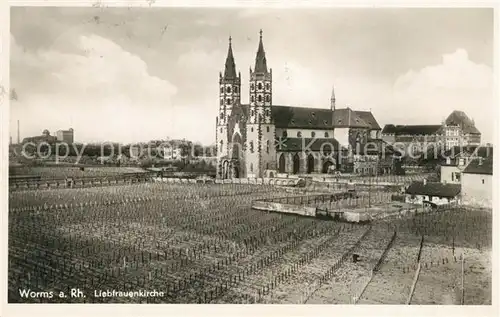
[216,31,390,179]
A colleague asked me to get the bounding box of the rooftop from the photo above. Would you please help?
[271,106,335,129]
[382,124,442,135]
[332,108,372,128]
[405,181,461,198]
[445,110,481,134]
[462,157,493,175]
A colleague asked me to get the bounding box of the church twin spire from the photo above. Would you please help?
[254,29,268,73]
[223,36,237,79]
[222,30,269,79]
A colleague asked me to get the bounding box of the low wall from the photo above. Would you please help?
[252,200,316,217]
[152,177,302,187]
[214,177,303,187]
[252,200,371,222]
[152,177,213,184]
[9,174,152,191]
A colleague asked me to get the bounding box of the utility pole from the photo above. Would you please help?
[461,254,465,305]
[17,120,20,144]
[368,175,372,208]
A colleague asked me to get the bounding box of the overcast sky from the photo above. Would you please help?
[10,7,494,145]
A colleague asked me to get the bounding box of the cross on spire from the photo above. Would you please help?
[254,29,268,73]
[223,35,237,79]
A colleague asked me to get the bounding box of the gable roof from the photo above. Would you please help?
[462,157,493,175]
[382,124,442,135]
[443,145,493,159]
[405,181,461,198]
[332,108,371,128]
[271,105,334,129]
[355,111,381,130]
[445,110,481,134]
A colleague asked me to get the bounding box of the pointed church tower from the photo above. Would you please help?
[330,85,336,111]
[246,30,276,177]
[216,36,241,172]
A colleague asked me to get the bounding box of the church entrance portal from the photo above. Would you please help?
[307,154,315,174]
[278,154,286,173]
[293,153,300,174]
[222,160,230,179]
[322,160,334,173]
[232,165,240,178]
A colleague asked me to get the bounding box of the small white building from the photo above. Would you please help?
[161,147,183,160]
[461,157,493,207]
[440,145,493,184]
[440,157,463,184]
[405,180,461,206]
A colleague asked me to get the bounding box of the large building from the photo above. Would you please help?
[22,129,57,144]
[381,110,481,155]
[215,31,391,179]
[56,128,74,144]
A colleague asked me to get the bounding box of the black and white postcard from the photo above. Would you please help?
[1,2,497,317]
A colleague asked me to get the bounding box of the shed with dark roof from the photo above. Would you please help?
[405,181,461,198]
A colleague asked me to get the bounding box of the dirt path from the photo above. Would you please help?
[357,233,421,304]
[261,226,368,304]
[305,225,393,304]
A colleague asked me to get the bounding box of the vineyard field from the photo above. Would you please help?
[8,182,492,304]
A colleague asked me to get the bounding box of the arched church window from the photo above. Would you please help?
[258,82,263,90]
[250,83,255,91]
[266,140,270,153]
[311,132,316,138]
[234,86,239,93]
[265,109,270,117]
[282,130,288,138]
[226,98,231,105]
[258,95,262,102]
[250,163,253,172]
[324,132,329,138]
[297,131,302,137]
[226,86,231,93]
[251,95,255,103]
[266,83,270,90]
[251,110,255,117]
[220,140,223,151]
[265,95,270,102]
[266,126,270,133]
[250,141,254,153]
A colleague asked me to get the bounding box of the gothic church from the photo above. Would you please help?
[216,30,385,179]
